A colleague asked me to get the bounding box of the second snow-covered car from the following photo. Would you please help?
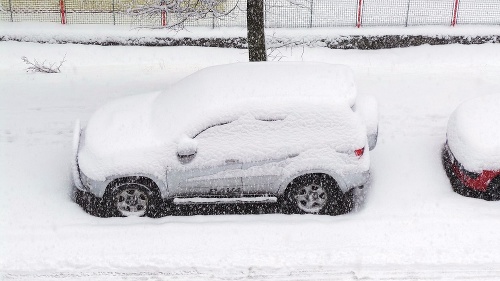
[442,94,500,200]
[72,62,378,217]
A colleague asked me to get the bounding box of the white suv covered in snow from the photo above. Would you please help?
[71,62,378,217]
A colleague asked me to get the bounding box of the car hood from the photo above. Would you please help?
[78,91,171,181]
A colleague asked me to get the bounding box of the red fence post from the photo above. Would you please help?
[451,0,460,26]
[59,0,66,24]
[161,0,166,26]
[356,0,363,28]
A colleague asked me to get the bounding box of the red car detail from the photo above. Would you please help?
[452,164,500,192]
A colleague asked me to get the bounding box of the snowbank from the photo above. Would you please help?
[447,94,500,172]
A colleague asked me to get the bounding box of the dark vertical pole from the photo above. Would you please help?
[112,0,116,25]
[8,0,13,22]
[309,0,313,28]
[405,0,411,27]
[247,0,267,61]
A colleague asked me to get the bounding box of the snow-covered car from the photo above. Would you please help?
[71,62,378,217]
[442,94,500,200]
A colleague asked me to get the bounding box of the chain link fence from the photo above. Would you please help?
[1,0,499,27]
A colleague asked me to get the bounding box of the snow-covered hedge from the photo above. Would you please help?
[2,33,499,50]
[1,23,499,50]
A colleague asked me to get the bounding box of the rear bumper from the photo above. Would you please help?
[343,170,370,191]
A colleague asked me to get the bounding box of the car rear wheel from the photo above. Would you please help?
[283,174,347,215]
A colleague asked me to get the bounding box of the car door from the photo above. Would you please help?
[167,120,244,198]
[240,157,291,195]
[236,117,294,196]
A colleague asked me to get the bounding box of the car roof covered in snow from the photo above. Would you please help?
[447,94,500,172]
[156,61,356,105]
[193,61,352,99]
[153,61,357,136]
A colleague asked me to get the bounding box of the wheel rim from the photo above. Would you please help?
[115,188,149,216]
[294,184,327,213]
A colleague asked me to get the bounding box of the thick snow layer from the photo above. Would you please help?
[447,94,500,172]
[2,41,500,279]
[153,62,357,135]
[79,62,361,181]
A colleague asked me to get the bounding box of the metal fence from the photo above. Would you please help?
[1,0,499,27]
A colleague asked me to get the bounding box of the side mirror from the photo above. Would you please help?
[177,136,198,163]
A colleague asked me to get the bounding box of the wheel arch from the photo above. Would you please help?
[102,174,165,199]
[277,170,347,196]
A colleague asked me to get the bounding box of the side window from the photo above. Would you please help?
[192,121,233,139]
[192,114,289,158]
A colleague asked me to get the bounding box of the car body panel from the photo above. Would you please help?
[167,162,243,198]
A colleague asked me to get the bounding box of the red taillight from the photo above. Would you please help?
[354,147,365,157]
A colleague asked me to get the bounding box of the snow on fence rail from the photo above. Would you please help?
[0,0,499,27]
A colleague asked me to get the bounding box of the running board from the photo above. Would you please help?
[173,196,277,205]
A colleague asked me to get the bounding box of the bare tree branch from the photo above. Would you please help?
[22,55,66,73]
[266,32,308,61]
[127,0,239,29]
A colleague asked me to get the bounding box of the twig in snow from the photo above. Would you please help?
[21,55,66,73]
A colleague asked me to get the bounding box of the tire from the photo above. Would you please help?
[283,173,347,216]
[105,180,162,217]
[487,177,500,201]
[441,146,462,193]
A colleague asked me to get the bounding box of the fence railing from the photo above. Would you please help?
[1,0,499,27]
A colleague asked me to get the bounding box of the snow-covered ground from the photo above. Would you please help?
[1,41,500,280]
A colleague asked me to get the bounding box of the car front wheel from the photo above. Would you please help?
[111,184,154,217]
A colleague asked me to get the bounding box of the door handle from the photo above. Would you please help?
[225,159,240,164]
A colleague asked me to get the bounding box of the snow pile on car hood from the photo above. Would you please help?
[447,94,500,172]
[78,92,169,180]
